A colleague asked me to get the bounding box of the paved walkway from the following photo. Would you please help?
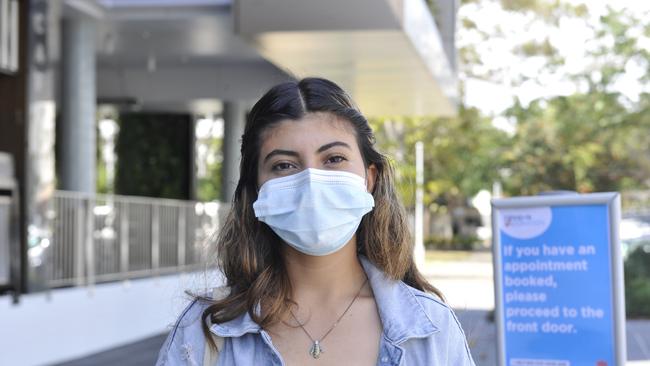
[424,250,650,365]
[56,250,650,366]
[53,334,166,366]
[54,312,650,366]
[454,308,650,365]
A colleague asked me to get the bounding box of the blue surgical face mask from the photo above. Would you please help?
[252,168,375,256]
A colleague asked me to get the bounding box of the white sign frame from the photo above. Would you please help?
[491,192,625,366]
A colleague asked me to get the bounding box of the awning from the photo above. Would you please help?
[235,0,458,117]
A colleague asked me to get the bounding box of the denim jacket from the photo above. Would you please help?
[156,256,476,365]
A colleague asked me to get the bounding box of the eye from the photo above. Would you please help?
[271,161,297,171]
[325,155,347,165]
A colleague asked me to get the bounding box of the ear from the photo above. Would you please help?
[366,164,378,193]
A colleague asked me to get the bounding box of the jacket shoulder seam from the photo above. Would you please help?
[448,306,475,363]
[400,283,439,331]
[165,298,202,353]
[412,290,475,364]
[410,286,449,308]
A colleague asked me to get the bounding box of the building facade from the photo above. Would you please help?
[0,0,457,362]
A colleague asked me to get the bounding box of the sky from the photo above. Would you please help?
[459,0,650,133]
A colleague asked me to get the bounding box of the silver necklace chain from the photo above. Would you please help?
[289,277,368,359]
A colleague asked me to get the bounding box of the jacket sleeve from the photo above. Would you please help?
[413,292,477,366]
[444,306,477,366]
[155,298,209,366]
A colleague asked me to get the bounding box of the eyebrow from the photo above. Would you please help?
[263,149,299,163]
[317,141,351,153]
[263,141,352,163]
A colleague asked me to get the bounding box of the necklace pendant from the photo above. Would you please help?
[309,340,323,359]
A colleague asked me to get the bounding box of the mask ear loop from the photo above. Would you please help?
[364,169,371,194]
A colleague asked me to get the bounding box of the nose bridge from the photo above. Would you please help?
[301,153,320,170]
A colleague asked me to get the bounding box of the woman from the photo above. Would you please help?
[156,77,475,365]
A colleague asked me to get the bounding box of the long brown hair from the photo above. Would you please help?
[200,77,442,348]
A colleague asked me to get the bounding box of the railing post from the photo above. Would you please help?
[151,204,160,273]
[178,205,186,268]
[120,201,129,274]
[74,198,85,287]
[85,196,95,291]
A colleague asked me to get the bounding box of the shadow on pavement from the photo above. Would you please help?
[52,334,167,366]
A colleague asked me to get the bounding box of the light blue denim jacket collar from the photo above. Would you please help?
[209,255,439,344]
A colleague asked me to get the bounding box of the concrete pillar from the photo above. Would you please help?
[221,101,246,203]
[59,16,96,194]
[433,0,458,72]
[188,117,197,201]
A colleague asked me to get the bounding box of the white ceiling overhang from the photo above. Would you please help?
[235,0,458,117]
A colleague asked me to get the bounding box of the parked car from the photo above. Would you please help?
[620,215,650,259]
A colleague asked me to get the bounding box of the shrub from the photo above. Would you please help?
[424,235,479,251]
[424,236,453,250]
[454,234,480,250]
[624,244,650,318]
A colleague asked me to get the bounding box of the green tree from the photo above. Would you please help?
[196,136,222,202]
[458,1,650,195]
[502,90,649,195]
[371,105,509,209]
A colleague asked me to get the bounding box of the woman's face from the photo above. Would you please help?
[257,112,376,191]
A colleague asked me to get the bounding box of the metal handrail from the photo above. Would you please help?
[45,191,227,289]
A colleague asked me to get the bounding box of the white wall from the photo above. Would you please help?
[0,270,221,366]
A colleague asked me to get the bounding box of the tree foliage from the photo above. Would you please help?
[115,113,192,199]
[372,1,650,210]
[197,136,222,202]
[499,6,650,195]
[502,91,650,195]
[371,106,509,208]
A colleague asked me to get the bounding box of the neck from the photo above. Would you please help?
[282,237,367,305]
